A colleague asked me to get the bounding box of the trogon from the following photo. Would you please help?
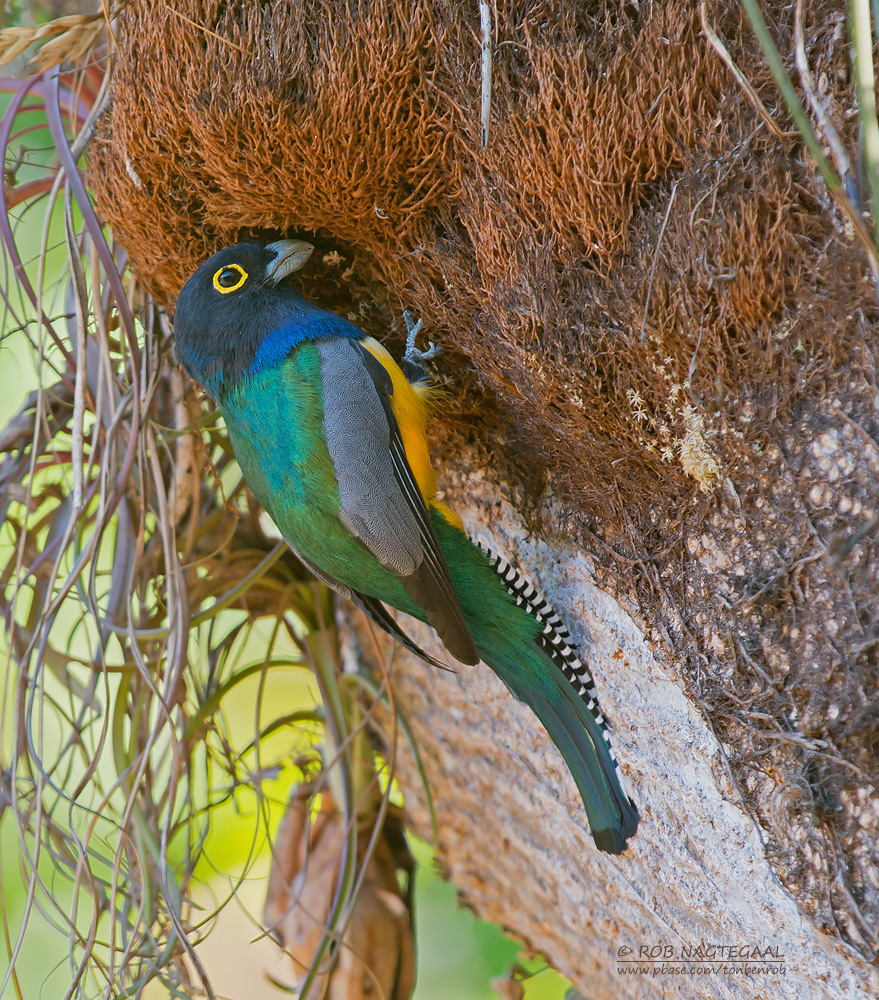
[174,239,639,853]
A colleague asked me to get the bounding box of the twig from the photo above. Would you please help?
[829,512,879,564]
[64,191,88,510]
[479,1,492,149]
[699,0,789,140]
[793,0,854,197]
[735,0,879,268]
[640,181,679,344]
[701,0,879,273]
[164,3,245,55]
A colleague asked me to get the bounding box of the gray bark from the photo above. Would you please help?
[348,458,878,1000]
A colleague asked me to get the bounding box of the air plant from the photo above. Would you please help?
[0,12,411,1000]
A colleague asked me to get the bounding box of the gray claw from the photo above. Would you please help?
[402,309,443,367]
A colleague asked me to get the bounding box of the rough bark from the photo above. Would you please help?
[346,460,878,1000]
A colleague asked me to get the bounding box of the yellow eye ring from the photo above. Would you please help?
[213,263,249,294]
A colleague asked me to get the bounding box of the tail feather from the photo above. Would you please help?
[475,544,615,745]
[482,637,639,853]
[475,542,600,686]
[474,541,639,853]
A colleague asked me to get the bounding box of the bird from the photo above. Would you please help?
[173,239,639,853]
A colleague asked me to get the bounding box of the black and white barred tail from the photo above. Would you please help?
[475,540,632,797]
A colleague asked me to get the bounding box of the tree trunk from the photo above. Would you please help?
[88,1,879,997]
[345,460,878,999]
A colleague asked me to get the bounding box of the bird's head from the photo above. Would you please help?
[173,239,315,395]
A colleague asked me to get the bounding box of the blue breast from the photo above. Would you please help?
[249,312,363,375]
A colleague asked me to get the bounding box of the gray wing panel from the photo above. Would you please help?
[350,342,479,666]
[317,339,423,576]
[316,337,478,665]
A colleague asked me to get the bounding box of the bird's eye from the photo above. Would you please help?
[212,263,248,293]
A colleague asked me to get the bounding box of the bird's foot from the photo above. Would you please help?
[401,309,442,382]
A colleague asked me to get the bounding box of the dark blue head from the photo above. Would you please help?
[174,239,362,398]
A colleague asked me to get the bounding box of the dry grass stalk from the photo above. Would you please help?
[0,6,121,71]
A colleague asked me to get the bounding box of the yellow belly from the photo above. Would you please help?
[359,337,462,528]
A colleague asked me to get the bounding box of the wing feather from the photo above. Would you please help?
[285,540,453,671]
[317,339,478,665]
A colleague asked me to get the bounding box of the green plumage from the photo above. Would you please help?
[223,350,636,852]
[224,346,515,622]
[173,240,638,854]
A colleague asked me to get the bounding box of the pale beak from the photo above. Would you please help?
[263,240,315,284]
